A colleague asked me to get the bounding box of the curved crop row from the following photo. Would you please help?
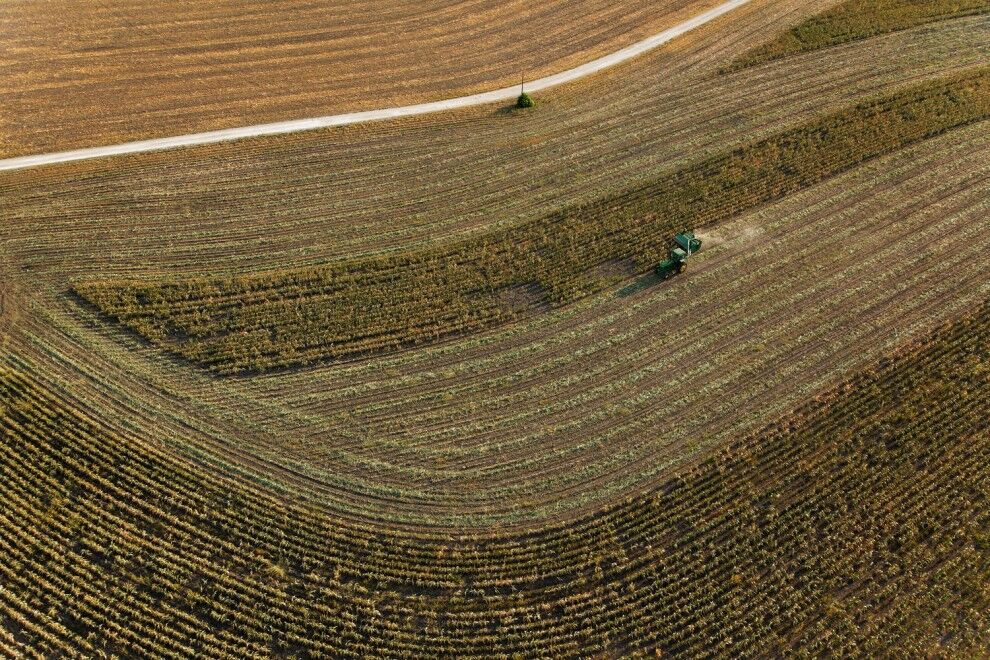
[1,296,989,655]
[11,116,986,530]
[74,67,990,374]
[727,0,990,71]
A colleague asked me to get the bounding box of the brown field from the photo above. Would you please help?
[728,0,990,70]
[0,0,723,157]
[4,1,987,278]
[2,266,989,655]
[18,117,987,529]
[2,0,990,652]
[3,0,989,529]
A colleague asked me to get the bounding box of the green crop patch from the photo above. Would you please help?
[75,67,990,374]
[727,0,990,72]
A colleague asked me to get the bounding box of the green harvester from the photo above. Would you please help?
[655,232,702,280]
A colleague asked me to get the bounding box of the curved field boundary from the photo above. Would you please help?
[0,0,753,173]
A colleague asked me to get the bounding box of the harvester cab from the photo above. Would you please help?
[656,231,702,280]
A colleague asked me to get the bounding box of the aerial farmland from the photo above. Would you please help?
[1,0,989,656]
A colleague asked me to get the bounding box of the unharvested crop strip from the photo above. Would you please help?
[75,67,990,374]
[727,0,990,71]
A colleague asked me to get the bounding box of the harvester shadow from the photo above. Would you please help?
[493,104,532,117]
[616,271,663,298]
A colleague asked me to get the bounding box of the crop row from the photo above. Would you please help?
[4,0,989,533]
[31,118,990,529]
[74,67,990,374]
[1,293,989,655]
[727,0,990,70]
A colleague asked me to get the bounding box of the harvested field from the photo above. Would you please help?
[74,67,990,373]
[5,116,989,528]
[2,1,990,652]
[729,0,990,70]
[0,0,722,157]
[2,293,989,654]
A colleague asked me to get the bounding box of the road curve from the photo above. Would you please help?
[0,0,752,172]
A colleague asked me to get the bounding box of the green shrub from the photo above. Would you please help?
[516,92,535,109]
